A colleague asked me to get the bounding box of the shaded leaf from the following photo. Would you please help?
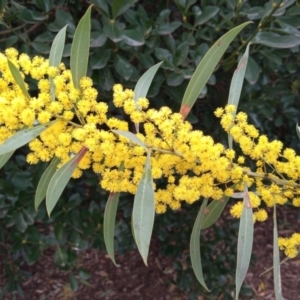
[245,56,261,85]
[35,157,60,210]
[90,50,111,69]
[7,59,30,99]
[157,21,182,35]
[236,182,253,300]
[122,29,145,46]
[0,121,56,156]
[190,198,210,291]
[252,31,300,48]
[46,147,88,216]
[112,0,137,19]
[70,5,92,89]
[90,31,107,47]
[132,151,155,265]
[103,21,123,42]
[180,22,251,119]
[113,55,133,80]
[0,150,14,169]
[201,196,230,229]
[69,273,79,291]
[167,73,184,86]
[194,6,219,26]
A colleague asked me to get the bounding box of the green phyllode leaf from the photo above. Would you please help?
[35,156,60,210]
[49,25,67,100]
[228,43,251,148]
[190,198,210,291]
[0,121,57,156]
[70,5,92,89]
[296,123,300,140]
[273,203,283,300]
[112,129,147,149]
[235,182,253,300]
[132,151,155,265]
[103,162,124,265]
[0,150,14,169]
[179,22,252,119]
[46,147,88,216]
[134,61,163,132]
[7,59,30,99]
[104,191,121,265]
[201,196,230,230]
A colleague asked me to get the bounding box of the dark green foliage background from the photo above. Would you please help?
[0,0,299,298]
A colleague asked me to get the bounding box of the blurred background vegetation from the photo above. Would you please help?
[0,0,299,299]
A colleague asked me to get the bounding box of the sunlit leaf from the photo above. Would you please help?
[70,5,92,89]
[35,156,60,210]
[132,151,155,265]
[190,198,210,291]
[201,196,230,230]
[46,147,88,216]
[180,22,251,119]
[7,59,30,99]
[0,121,56,155]
[236,182,253,300]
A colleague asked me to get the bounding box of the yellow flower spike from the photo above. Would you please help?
[230,201,243,218]
[254,208,268,222]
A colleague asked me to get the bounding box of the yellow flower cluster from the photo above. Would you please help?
[278,233,300,258]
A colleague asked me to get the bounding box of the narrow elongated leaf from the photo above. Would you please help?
[49,25,67,67]
[104,191,121,265]
[201,196,230,229]
[190,198,210,291]
[112,130,147,149]
[134,62,163,102]
[49,25,67,101]
[273,203,283,300]
[132,151,155,265]
[296,123,300,140]
[7,59,30,99]
[252,31,300,48]
[104,162,124,265]
[228,43,250,148]
[0,121,56,155]
[236,182,253,300]
[70,5,92,89]
[46,147,88,216]
[180,22,251,119]
[35,156,60,210]
[0,150,14,169]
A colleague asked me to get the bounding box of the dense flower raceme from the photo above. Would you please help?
[0,48,299,257]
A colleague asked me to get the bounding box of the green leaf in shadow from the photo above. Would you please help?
[0,150,14,169]
[190,198,210,291]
